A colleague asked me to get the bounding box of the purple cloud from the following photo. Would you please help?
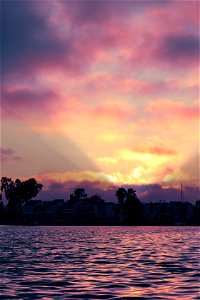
[136,184,200,204]
[68,0,171,25]
[2,0,197,82]
[0,148,22,162]
[2,87,58,119]
[1,1,90,79]
[36,179,199,204]
[159,34,199,66]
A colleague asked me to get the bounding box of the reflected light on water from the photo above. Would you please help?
[0,226,199,299]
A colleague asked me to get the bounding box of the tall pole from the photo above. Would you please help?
[180,182,184,203]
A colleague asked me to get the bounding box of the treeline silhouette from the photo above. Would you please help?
[0,177,199,225]
[0,177,43,223]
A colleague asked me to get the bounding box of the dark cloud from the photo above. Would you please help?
[1,0,132,81]
[1,0,186,81]
[63,0,172,32]
[3,87,56,104]
[1,0,132,80]
[65,181,117,202]
[71,1,113,24]
[69,0,172,24]
[38,179,117,202]
[36,179,199,204]
[1,1,52,72]
[136,183,200,204]
[1,1,87,78]
[159,34,199,64]
[61,0,142,26]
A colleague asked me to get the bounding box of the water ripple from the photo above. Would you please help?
[0,226,199,299]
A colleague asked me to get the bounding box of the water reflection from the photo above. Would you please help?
[0,226,199,299]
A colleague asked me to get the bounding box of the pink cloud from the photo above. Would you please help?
[148,147,176,156]
[3,0,198,83]
[114,77,178,97]
[135,145,177,156]
[2,84,87,128]
[3,81,137,129]
[147,100,199,120]
[81,70,198,100]
[93,101,136,122]
[120,2,199,70]
[149,1,199,29]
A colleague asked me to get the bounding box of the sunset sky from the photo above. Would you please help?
[1,0,199,202]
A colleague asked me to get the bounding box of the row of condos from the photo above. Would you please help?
[22,199,121,225]
[20,199,200,225]
[142,200,200,225]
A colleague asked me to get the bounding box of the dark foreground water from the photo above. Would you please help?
[0,226,199,299]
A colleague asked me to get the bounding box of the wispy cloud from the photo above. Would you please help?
[0,148,22,163]
[147,100,199,119]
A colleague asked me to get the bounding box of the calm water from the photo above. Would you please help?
[0,226,199,299]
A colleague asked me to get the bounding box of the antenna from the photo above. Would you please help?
[180,182,184,203]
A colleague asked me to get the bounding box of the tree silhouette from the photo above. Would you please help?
[89,194,104,204]
[1,177,21,209]
[21,178,43,204]
[124,188,142,224]
[69,188,88,204]
[116,187,127,206]
[0,177,43,210]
